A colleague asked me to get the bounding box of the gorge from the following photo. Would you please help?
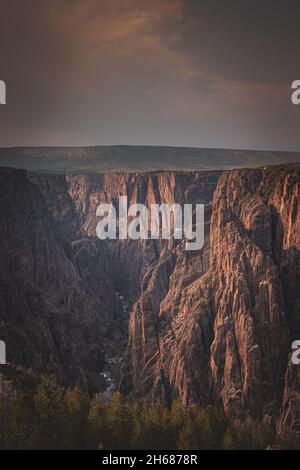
[0,164,299,436]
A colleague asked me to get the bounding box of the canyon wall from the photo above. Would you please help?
[119,167,300,433]
[0,168,121,392]
[0,165,299,433]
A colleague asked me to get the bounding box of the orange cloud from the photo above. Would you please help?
[42,0,201,82]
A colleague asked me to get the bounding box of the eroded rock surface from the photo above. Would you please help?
[1,165,300,435]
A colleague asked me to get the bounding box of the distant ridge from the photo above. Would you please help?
[1,145,300,173]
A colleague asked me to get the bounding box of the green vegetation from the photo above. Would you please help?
[0,375,299,450]
[1,146,300,174]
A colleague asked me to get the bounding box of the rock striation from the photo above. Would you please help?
[0,165,299,434]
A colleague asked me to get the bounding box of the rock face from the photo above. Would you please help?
[0,168,120,392]
[64,172,220,296]
[0,165,300,434]
[117,167,300,433]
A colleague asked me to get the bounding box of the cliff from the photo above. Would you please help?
[0,165,299,434]
[119,167,300,433]
[0,168,121,392]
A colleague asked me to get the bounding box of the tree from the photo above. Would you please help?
[33,374,68,449]
[1,392,37,449]
[223,417,274,450]
[198,405,228,449]
[177,411,201,450]
[132,400,173,450]
[64,385,89,449]
[106,392,132,449]
[88,393,108,449]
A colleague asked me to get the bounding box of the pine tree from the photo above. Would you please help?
[132,400,173,449]
[1,392,37,449]
[177,412,200,450]
[198,405,227,449]
[88,393,108,449]
[223,417,274,450]
[64,385,89,449]
[33,374,68,449]
[107,391,132,449]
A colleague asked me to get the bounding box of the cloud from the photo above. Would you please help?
[40,0,201,82]
[210,76,289,107]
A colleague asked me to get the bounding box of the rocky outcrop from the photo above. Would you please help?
[0,168,118,392]
[64,172,219,296]
[119,167,300,434]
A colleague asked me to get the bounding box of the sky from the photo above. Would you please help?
[0,0,300,150]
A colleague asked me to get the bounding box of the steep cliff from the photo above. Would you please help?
[1,165,299,435]
[0,168,118,392]
[118,167,300,434]
[64,171,219,296]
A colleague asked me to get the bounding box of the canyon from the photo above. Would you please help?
[0,164,299,435]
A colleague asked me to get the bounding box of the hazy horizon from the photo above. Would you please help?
[1,145,300,175]
[1,144,300,153]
